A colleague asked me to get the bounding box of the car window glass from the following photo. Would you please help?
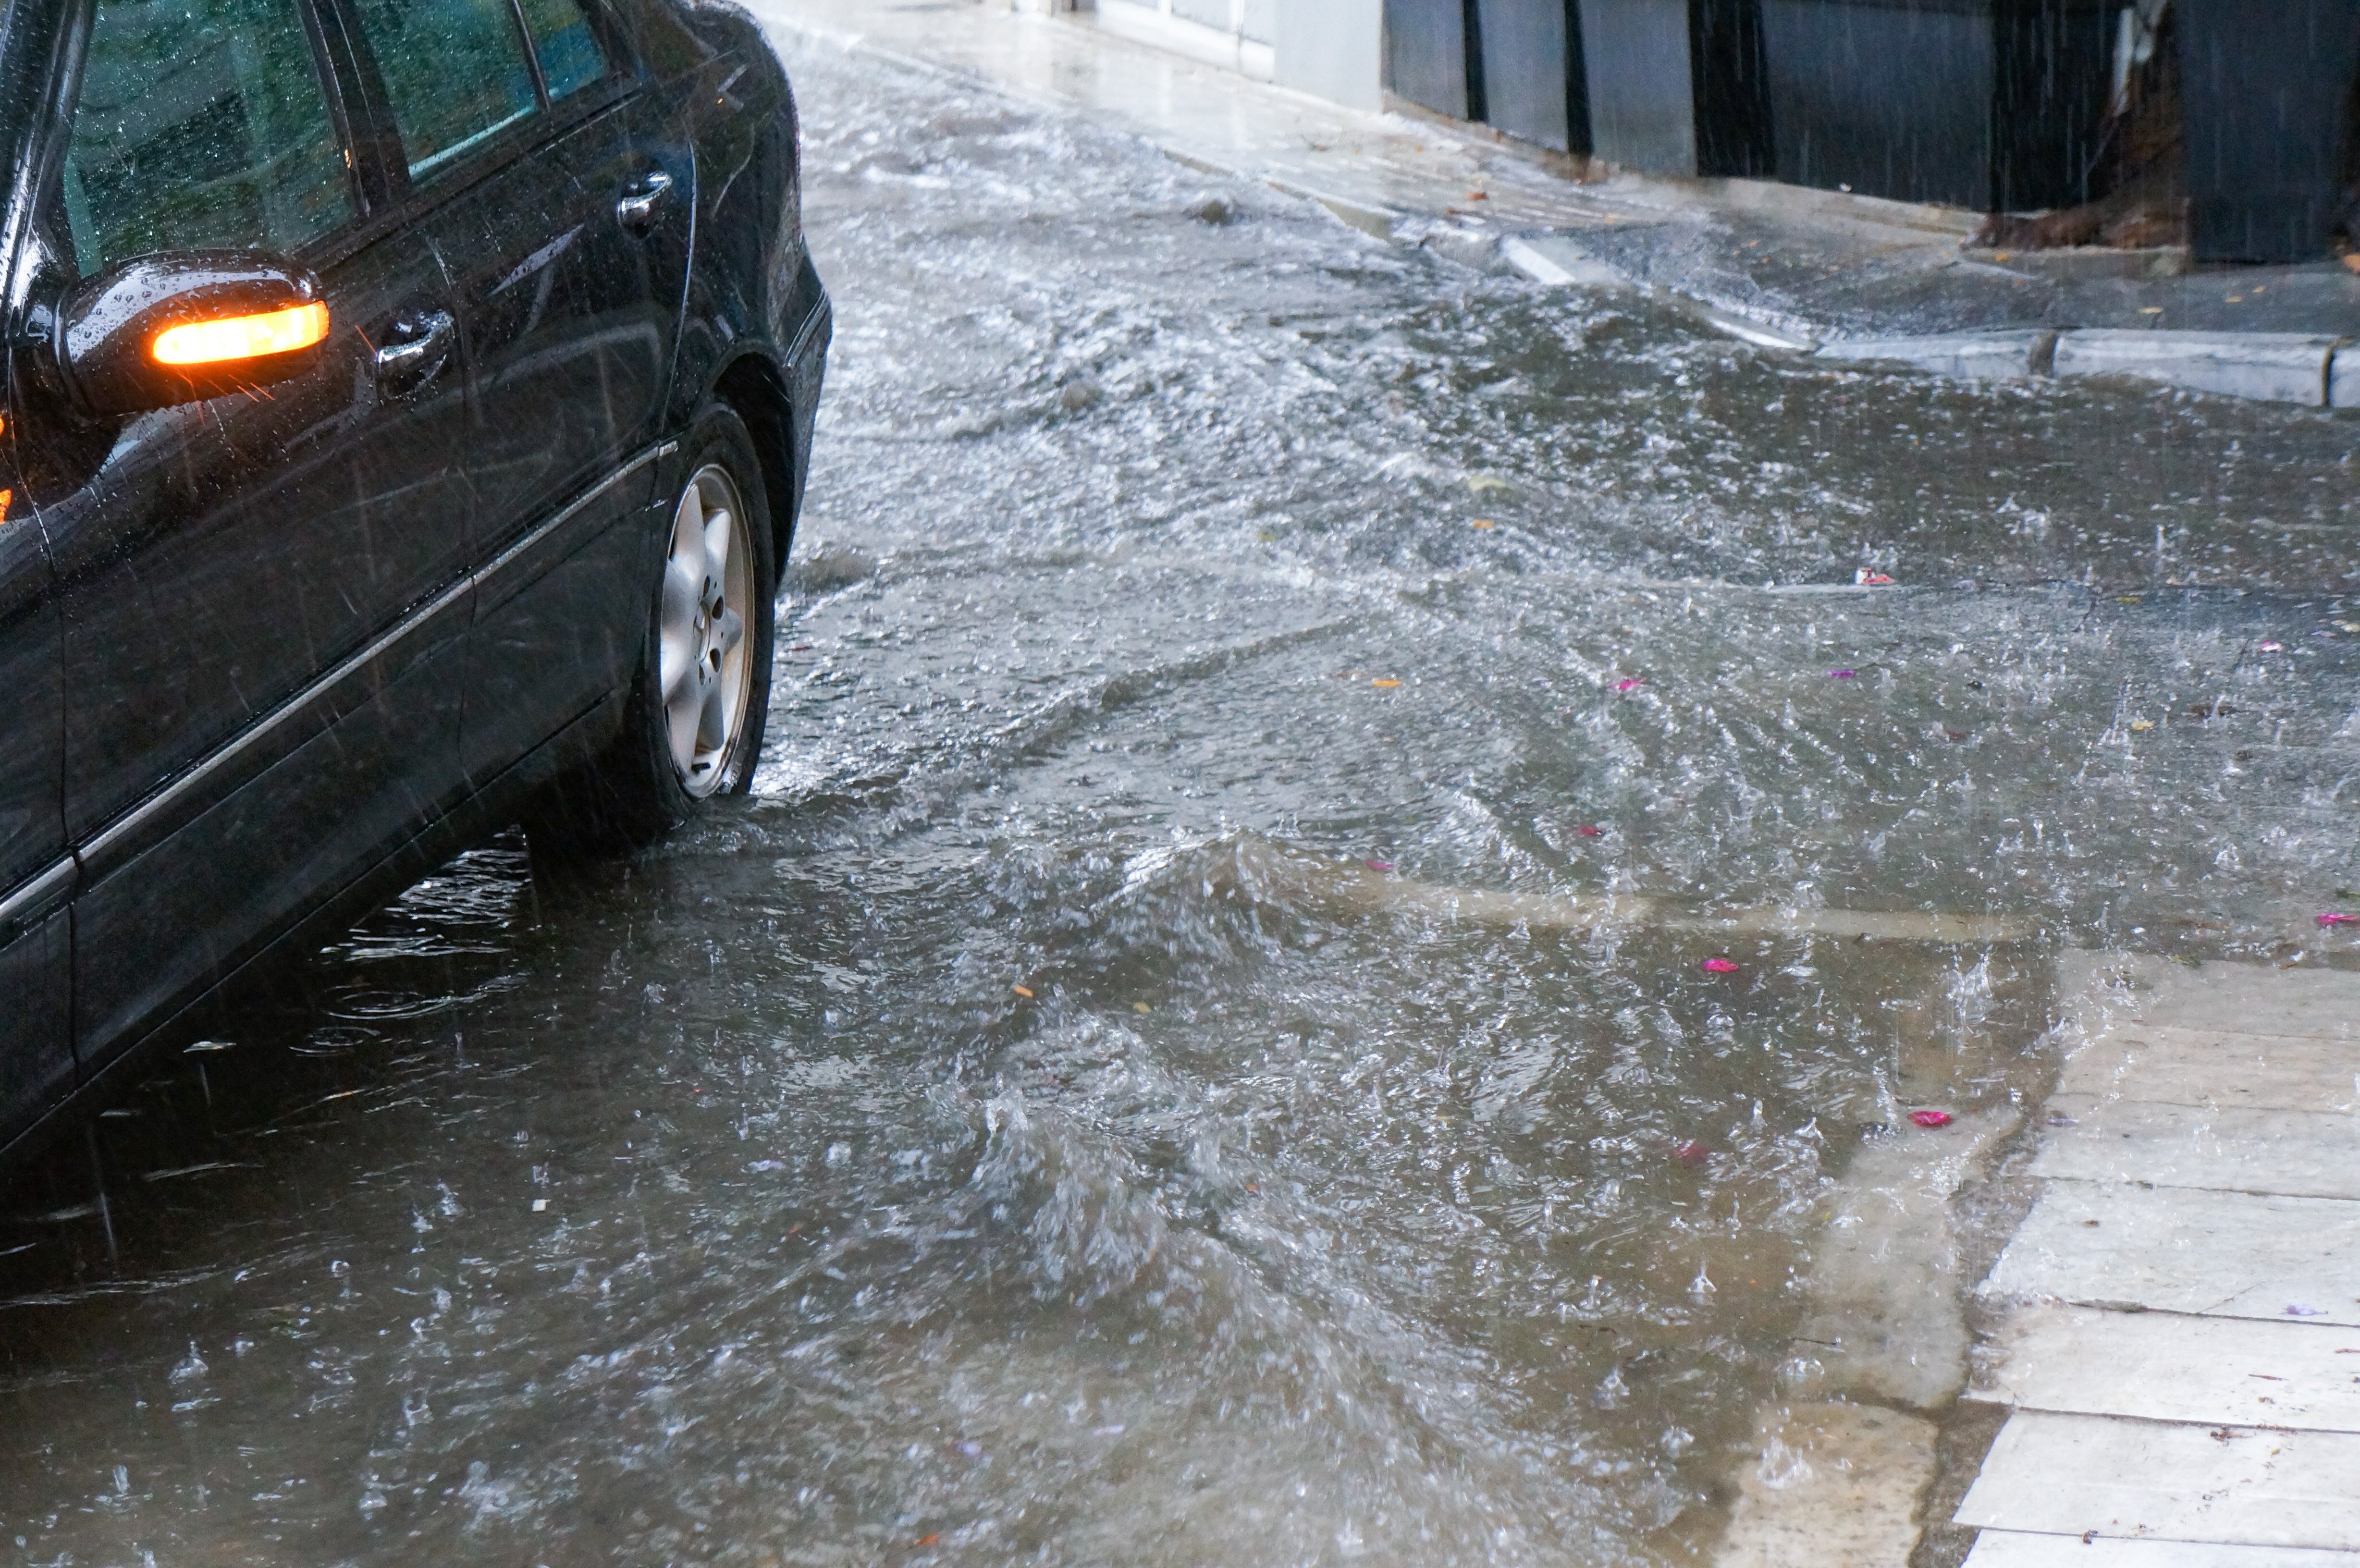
[63,0,355,277]
[348,0,538,177]
[518,0,609,99]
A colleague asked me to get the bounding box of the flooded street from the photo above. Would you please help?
[8,32,2360,1567]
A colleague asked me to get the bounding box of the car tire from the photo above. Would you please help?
[525,404,777,856]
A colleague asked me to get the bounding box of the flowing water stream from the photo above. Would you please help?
[5,33,2360,1568]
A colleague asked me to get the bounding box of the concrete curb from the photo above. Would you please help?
[1810,328,2355,405]
[2052,330,2345,406]
[1498,235,1628,289]
[1469,228,2353,410]
[1816,331,2057,381]
[1814,328,2354,406]
[2336,351,2360,410]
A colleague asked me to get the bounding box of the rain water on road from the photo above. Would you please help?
[5,32,2360,1568]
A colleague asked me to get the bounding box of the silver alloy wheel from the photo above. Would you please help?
[658,464,755,797]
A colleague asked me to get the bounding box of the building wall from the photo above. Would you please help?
[1094,0,1279,78]
[1275,0,1380,109]
[1088,0,1378,105]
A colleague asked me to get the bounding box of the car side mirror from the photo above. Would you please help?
[57,252,330,416]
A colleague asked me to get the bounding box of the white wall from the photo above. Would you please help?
[1273,0,1380,110]
[1093,0,1278,80]
[1080,0,1380,110]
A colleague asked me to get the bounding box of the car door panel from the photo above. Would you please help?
[44,219,475,1063]
[430,101,690,780]
[0,908,73,1148]
[70,586,470,1055]
[41,297,467,840]
[0,434,61,896]
[332,0,685,781]
[19,0,478,1074]
[0,436,73,1146]
[459,442,668,782]
[432,105,672,529]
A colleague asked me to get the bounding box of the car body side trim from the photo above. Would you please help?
[78,441,676,871]
[0,856,76,935]
[470,439,676,594]
[785,289,830,368]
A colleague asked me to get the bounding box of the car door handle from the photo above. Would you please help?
[374,310,455,385]
[616,170,674,233]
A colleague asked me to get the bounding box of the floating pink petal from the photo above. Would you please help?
[2317,912,2358,927]
[1701,958,1740,974]
[1907,1109,1953,1128]
[1828,669,1856,679]
[1574,825,1604,837]
[1673,1139,1708,1166]
[1364,859,1394,871]
[1615,677,1645,692]
[1855,569,1894,586]
[2259,641,2283,652]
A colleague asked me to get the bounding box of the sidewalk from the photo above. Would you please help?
[748,0,2360,407]
[1705,950,2360,1567]
[1955,953,2360,1563]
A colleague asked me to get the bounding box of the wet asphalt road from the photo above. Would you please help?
[6,33,2360,1568]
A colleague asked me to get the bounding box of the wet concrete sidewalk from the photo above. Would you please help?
[749,0,2360,395]
[1955,953,2360,1563]
[1709,952,2360,1566]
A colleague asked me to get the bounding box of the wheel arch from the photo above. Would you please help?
[709,351,799,581]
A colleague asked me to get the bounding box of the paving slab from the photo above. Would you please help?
[1958,956,2360,1560]
[1955,1409,2360,1550]
[2033,1096,2360,1199]
[1980,1179,2360,1326]
[1966,1530,2360,1567]
[2056,1028,2360,1114]
[1967,1304,2360,1432]
[1713,1401,1937,1568]
[2056,956,2360,1043]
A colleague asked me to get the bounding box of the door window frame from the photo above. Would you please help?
[316,0,642,219]
[34,0,375,280]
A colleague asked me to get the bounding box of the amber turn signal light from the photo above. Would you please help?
[149,302,330,367]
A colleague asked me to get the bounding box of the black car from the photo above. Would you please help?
[0,0,828,1154]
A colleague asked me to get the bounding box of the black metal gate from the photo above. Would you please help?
[1473,0,1590,152]
[1384,0,1481,119]
[1759,0,2111,212]
[1574,0,1771,176]
[2179,0,2360,261]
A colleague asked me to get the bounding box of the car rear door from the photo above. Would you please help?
[13,0,477,1073]
[329,0,692,783]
